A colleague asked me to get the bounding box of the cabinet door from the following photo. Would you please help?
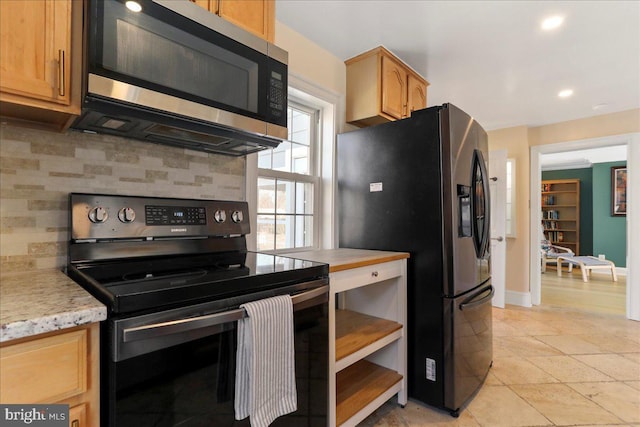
[407,74,427,116]
[217,0,274,42]
[189,0,213,11]
[68,404,87,427]
[380,55,405,120]
[0,329,87,404]
[0,0,71,105]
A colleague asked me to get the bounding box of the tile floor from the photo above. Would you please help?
[360,304,640,427]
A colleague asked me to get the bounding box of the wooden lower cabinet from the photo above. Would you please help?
[69,404,87,427]
[0,323,100,427]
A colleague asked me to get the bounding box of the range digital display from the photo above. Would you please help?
[145,205,206,225]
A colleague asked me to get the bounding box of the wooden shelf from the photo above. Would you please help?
[280,251,408,427]
[336,359,403,426]
[542,179,580,255]
[336,309,402,371]
[336,310,402,360]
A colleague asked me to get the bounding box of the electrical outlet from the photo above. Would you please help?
[598,254,606,260]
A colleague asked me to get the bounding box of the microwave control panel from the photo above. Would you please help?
[269,70,285,117]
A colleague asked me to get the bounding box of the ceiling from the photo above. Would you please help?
[276,0,640,131]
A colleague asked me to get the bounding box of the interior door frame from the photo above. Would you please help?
[529,133,640,321]
[489,149,507,308]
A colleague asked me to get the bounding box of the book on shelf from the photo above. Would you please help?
[543,210,559,220]
[545,231,565,243]
[541,183,551,192]
[542,195,555,205]
[543,220,558,230]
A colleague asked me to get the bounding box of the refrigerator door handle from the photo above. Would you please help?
[459,285,494,310]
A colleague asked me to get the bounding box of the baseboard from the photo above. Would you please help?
[506,290,532,307]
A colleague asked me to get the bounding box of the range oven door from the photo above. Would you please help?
[104,283,328,427]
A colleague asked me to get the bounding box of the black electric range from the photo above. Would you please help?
[65,193,329,427]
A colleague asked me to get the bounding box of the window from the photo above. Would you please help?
[256,101,319,251]
[506,158,516,237]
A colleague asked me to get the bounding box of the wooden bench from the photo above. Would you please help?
[556,255,617,283]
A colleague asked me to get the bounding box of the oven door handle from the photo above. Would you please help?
[122,284,329,343]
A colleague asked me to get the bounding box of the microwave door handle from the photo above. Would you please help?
[122,284,328,342]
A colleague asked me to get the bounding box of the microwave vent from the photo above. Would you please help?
[146,124,232,146]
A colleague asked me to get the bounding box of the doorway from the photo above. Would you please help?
[530,133,640,321]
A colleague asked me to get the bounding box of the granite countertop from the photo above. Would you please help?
[280,248,410,273]
[0,269,107,343]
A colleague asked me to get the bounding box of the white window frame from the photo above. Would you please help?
[506,158,517,237]
[245,75,341,253]
[256,101,321,252]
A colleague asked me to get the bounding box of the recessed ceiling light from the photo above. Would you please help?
[558,89,573,98]
[542,15,564,31]
[126,1,142,12]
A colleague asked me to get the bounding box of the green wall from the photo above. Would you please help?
[542,168,593,255]
[543,163,627,266]
[592,161,627,267]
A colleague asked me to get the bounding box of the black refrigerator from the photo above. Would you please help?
[337,103,493,417]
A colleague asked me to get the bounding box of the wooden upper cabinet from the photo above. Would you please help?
[407,74,427,116]
[0,0,71,106]
[381,55,406,120]
[0,0,81,130]
[346,46,429,127]
[190,0,275,43]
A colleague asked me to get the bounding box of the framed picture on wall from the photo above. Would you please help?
[611,166,627,216]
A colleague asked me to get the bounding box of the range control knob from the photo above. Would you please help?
[88,206,108,223]
[118,207,136,223]
[231,210,244,223]
[214,210,226,223]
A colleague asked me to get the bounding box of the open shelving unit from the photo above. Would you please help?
[331,257,407,427]
[281,249,408,427]
[541,179,580,255]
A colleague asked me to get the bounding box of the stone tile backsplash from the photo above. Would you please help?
[0,123,245,272]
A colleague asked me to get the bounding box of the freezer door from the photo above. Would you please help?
[443,282,493,414]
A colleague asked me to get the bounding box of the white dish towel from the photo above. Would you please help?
[235,294,297,427]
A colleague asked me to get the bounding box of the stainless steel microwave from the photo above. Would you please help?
[72,0,288,156]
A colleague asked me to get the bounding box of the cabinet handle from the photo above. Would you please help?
[58,49,65,97]
[371,271,379,277]
[71,420,79,427]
